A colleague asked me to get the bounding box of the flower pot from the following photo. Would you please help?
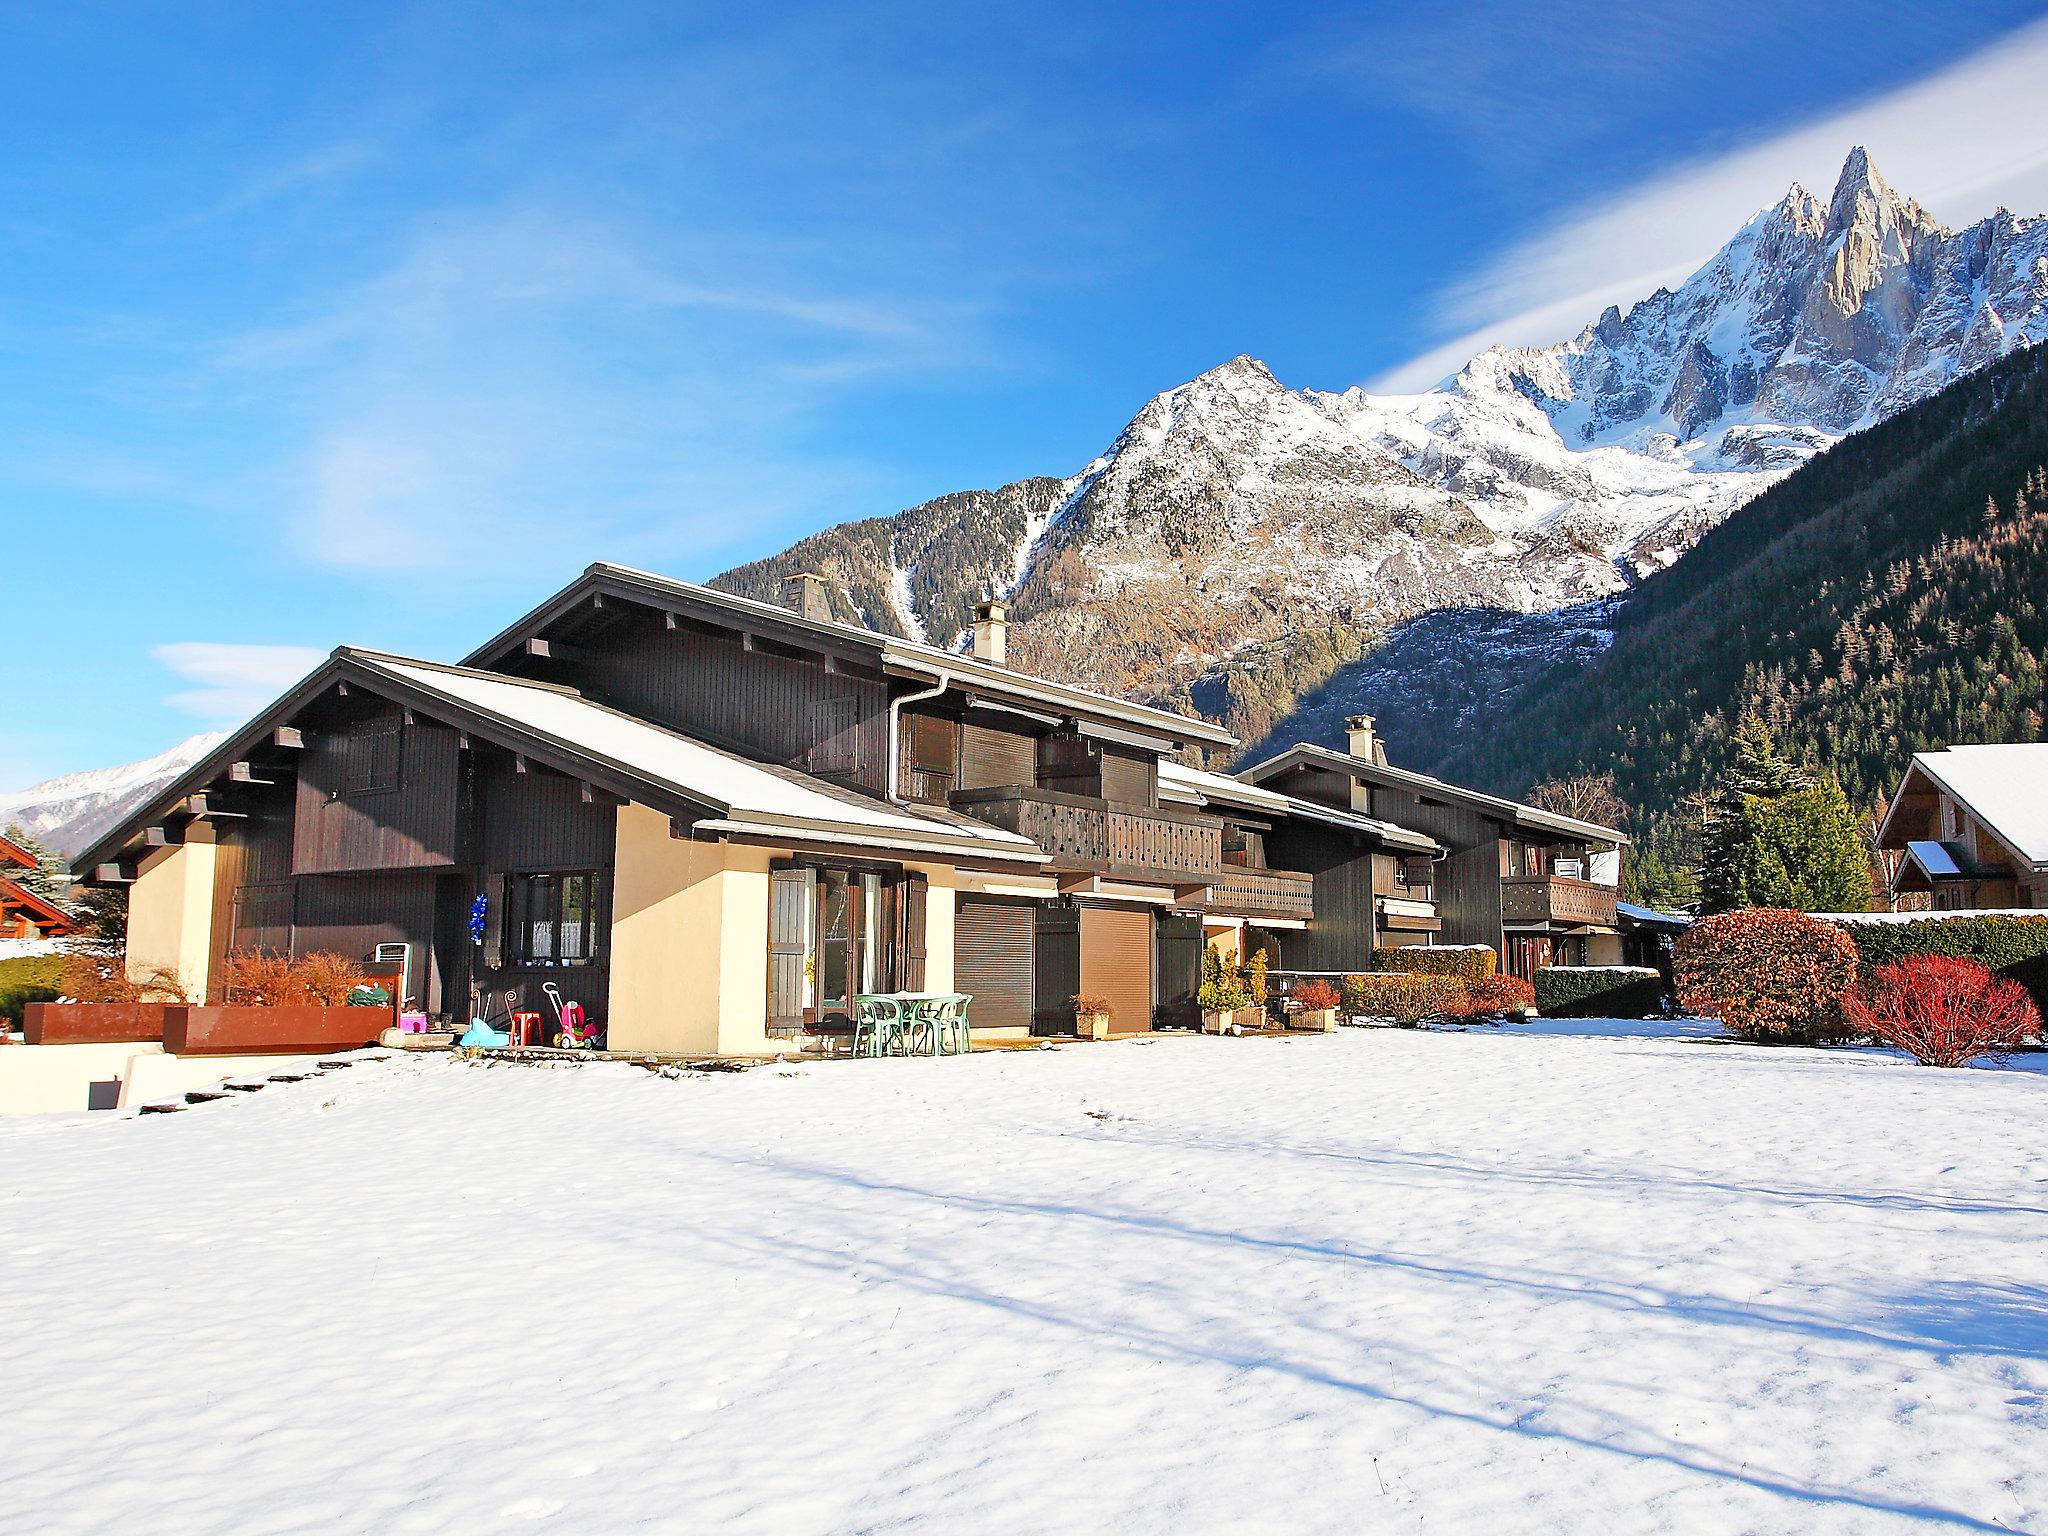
[1297,1008,1338,1032]
[1076,1011,1112,1040]
[21,1002,170,1046]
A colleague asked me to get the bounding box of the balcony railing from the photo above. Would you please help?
[1500,874,1618,928]
[950,786,1224,883]
[1207,866,1315,921]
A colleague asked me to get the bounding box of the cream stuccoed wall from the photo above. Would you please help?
[125,831,217,1003]
[606,803,968,1057]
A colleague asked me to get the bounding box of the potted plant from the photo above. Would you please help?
[1071,993,1114,1040]
[1198,945,1253,1033]
[162,951,391,1056]
[19,954,189,1046]
[1290,978,1341,1032]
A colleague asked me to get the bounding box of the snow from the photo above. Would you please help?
[5,1026,2042,1535]
[886,539,927,645]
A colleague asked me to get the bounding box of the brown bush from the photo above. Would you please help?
[1350,972,1467,1027]
[1292,979,1341,1012]
[58,954,189,1004]
[217,951,371,1008]
[1675,908,1861,1044]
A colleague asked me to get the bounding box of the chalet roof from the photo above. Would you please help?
[1233,744,1630,846]
[0,832,40,870]
[463,563,1238,751]
[353,655,1047,865]
[1877,745,2048,869]
[0,874,83,934]
[1157,760,1439,853]
[75,648,1049,878]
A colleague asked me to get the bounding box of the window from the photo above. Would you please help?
[766,863,922,1029]
[341,720,403,797]
[508,870,606,967]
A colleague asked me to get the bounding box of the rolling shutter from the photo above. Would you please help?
[1080,906,1153,1036]
[1155,913,1203,1031]
[768,867,815,1027]
[958,722,1037,790]
[1098,749,1154,805]
[955,897,1034,1031]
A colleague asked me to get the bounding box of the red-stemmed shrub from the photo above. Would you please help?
[1675,908,1860,1044]
[1292,979,1341,1012]
[1462,973,1536,1020]
[1850,954,2041,1067]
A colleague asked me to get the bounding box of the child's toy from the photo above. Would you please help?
[545,982,601,1049]
[398,1012,432,1033]
[459,1017,510,1049]
[509,1010,545,1047]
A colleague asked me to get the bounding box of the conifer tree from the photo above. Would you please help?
[2,822,69,904]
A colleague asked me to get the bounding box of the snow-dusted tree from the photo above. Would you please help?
[3,822,69,904]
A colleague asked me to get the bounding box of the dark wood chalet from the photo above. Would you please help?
[1239,716,1628,978]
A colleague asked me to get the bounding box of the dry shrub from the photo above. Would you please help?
[1070,993,1114,1018]
[1850,954,2041,1067]
[1350,972,1466,1027]
[1462,973,1536,1020]
[217,951,371,1007]
[57,954,189,1004]
[1292,979,1341,1012]
[1675,908,1860,1044]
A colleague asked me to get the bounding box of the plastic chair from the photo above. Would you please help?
[854,995,905,1058]
[931,994,973,1055]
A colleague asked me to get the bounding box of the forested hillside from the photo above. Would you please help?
[1437,343,2048,893]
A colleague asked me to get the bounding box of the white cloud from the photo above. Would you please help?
[154,642,329,721]
[1369,15,2048,391]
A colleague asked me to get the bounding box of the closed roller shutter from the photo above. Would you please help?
[1098,749,1154,806]
[955,897,1035,1031]
[1080,905,1153,1036]
[959,722,1037,790]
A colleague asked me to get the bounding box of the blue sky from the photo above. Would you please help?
[7,0,2048,788]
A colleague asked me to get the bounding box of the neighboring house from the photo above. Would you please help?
[77,565,1400,1052]
[0,833,82,940]
[1874,744,2048,909]
[1238,716,1629,978]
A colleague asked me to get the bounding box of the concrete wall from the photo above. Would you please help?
[0,1042,331,1116]
[125,832,218,1003]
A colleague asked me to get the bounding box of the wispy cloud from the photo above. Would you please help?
[1369,14,2048,391]
[153,642,329,721]
[209,205,993,573]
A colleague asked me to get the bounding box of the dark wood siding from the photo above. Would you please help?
[1356,781,1506,953]
[1080,906,1153,1035]
[536,613,892,794]
[959,721,1037,790]
[293,871,439,1010]
[1266,822,1380,972]
[1033,902,1079,1035]
[956,896,1034,1032]
[293,708,461,875]
[1155,912,1202,1029]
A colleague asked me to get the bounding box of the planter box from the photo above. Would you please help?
[163,1003,393,1057]
[21,1002,170,1046]
[1075,1011,1113,1041]
[1294,1008,1338,1032]
[1202,1008,1258,1034]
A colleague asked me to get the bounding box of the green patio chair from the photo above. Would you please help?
[933,994,972,1055]
[854,995,906,1058]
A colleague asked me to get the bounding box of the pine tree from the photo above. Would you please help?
[1695,724,1870,912]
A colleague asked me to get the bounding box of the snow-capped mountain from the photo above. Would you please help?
[0,733,226,858]
[717,148,2048,757]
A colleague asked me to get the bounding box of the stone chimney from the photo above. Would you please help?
[1345,713,1385,765]
[971,599,1009,666]
[783,572,833,623]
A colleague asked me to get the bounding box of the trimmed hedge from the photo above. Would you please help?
[1344,972,1466,1026]
[1372,945,1497,981]
[1832,914,2048,1016]
[0,954,67,1026]
[1534,966,1663,1018]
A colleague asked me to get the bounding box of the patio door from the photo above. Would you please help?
[769,863,916,1031]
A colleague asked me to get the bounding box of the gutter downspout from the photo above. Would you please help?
[888,669,951,802]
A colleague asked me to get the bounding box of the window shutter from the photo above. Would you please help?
[805,697,861,777]
[768,867,816,1026]
[900,873,928,992]
[482,873,508,971]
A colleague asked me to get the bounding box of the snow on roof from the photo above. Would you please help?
[1157,759,1438,852]
[1616,900,1691,927]
[351,654,1046,864]
[1905,839,1963,878]
[1908,745,2048,867]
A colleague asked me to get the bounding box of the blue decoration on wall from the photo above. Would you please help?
[468,893,489,946]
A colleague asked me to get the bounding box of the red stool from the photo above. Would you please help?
[510,1011,546,1047]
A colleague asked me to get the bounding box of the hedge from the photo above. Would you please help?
[1533,965,1664,1018]
[1371,945,1497,981]
[0,954,67,1026]
[1830,914,2048,1016]
[1343,972,1466,1026]
[1675,909,1861,1044]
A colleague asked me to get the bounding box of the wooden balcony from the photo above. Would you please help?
[1206,866,1315,921]
[1500,874,1618,928]
[950,786,1224,883]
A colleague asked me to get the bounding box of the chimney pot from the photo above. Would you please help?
[971,599,1009,666]
[784,572,833,623]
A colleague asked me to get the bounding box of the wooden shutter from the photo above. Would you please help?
[768,867,815,1027]
[1098,748,1154,806]
[1154,912,1203,1031]
[805,697,861,777]
[900,873,928,992]
[482,873,508,971]
[955,897,1033,1031]
[1080,906,1153,1036]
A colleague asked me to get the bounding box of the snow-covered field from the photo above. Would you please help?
[4,1022,2044,1535]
